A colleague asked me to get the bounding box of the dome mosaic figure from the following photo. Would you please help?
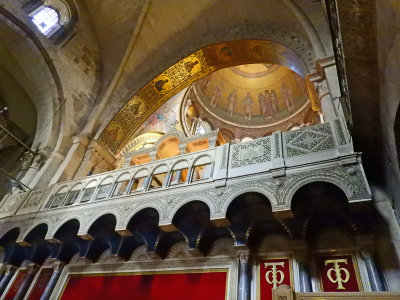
[226,89,238,117]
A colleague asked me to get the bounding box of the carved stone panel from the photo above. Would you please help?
[284,123,336,158]
[230,138,271,168]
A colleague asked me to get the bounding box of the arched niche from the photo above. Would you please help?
[291,181,349,217]
[155,135,181,160]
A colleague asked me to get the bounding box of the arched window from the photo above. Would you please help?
[30,5,61,37]
[25,0,74,41]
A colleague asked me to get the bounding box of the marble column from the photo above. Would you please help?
[21,150,48,188]
[14,263,39,300]
[298,261,312,292]
[292,242,312,292]
[237,250,251,300]
[74,139,116,179]
[0,264,16,296]
[40,261,64,300]
[361,250,385,291]
[317,80,337,123]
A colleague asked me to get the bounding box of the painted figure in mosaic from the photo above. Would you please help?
[281,82,294,110]
[270,89,279,113]
[210,82,224,108]
[202,74,212,89]
[243,92,254,120]
[227,89,238,117]
[263,90,272,118]
[258,92,265,114]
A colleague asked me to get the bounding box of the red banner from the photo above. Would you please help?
[4,269,27,300]
[259,258,291,300]
[318,254,360,292]
[27,268,53,300]
[60,270,227,300]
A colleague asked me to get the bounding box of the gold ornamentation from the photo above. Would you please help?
[264,262,285,289]
[100,40,309,154]
[324,259,350,290]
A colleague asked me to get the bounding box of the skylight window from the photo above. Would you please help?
[30,6,61,36]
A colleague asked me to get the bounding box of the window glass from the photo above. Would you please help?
[51,193,66,208]
[149,173,168,189]
[31,6,61,36]
[95,184,112,200]
[80,187,95,203]
[112,180,130,197]
[64,190,80,206]
[170,169,188,185]
[192,163,212,181]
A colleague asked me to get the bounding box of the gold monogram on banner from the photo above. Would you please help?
[264,262,285,289]
[258,258,292,300]
[318,254,361,292]
[324,259,350,290]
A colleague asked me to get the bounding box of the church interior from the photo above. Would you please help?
[0,0,399,299]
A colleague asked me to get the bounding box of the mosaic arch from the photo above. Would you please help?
[99,40,309,155]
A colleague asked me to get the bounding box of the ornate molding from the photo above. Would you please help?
[230,138,271,168]
[284,123,336,157]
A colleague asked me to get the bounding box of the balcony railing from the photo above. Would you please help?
[0,119,368,228]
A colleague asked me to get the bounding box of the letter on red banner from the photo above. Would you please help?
[259,258,291,300]
[318,254,360,292]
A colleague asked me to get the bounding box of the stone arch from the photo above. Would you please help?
[166,197,215,224]
[191,154,212,167]
[223,187,277,218]
[79,210,120,235]
[122,204,163,230]
[99,39,312,154]
[48,216,82,239]
[132,167,150,178]
[0,227,20,245]
[284,176,352,209]
[171,159,190,170]
[149,163,169,175]
[20,222,49,244]
[83,179,99,189]
[0,8,64,151]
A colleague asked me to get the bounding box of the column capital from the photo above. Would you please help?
[234,244,250,263]
[4,264,17,274]
[26,263,40,273]
[51,260,65,272]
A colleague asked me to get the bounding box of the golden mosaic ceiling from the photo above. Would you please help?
[99,40,309,155]
[195,63,308,128]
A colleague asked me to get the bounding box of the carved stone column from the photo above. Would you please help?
[361,250,385,291]
[74,139,116,179]
[40,261,65,300]
[0,264,16,296]
[21,149,48,188]
[292,241,312,292]
[237,248,251,300]
[14,263,39,300]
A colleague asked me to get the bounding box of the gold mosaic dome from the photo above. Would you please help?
[193,63,309,128]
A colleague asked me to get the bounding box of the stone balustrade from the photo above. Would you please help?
[0,120,371,244]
